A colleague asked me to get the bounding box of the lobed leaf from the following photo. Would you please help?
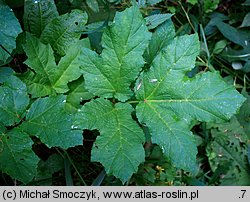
[135,34,246,171]
[80,6,152,101]
[22,34,83,97]
[74,98,145,183]
[21,95,83,149]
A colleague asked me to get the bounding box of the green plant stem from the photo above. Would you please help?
[128,100,140,104]
[199,24,215,72]
[178,1,196,32]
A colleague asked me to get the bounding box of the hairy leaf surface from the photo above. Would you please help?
[40,9,87,56]
[24,0,59,37]
[21,95,83,148]
[74,98,145,183]
[80,6,152,101]
[0,128,39,184]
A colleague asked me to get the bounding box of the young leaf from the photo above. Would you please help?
[24,0,59,37]
[0,128,39,184]
[0,0,22,65]
[74,98,145,183]
[79,6,152,101]
[21,95,83,149]
[22,34,83,97]
[0,75,29,126]
[40,9,88,56]
[135,34,246,171]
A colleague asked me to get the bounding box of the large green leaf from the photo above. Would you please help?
[79,6,152,101]
[0,0,22,65]
[40,9,87,56]
[24,0,59,37]
[22,34,83,97]
[0,128,39,184]
[21,95,83,149]
[135,34,246,171]
[0,75,29,126]
[74,98,145,183]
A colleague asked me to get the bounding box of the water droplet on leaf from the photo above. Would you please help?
[232,61,243,70]
[149,79,158,83]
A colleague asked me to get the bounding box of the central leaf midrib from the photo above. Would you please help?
[107,109,138,173]
[146,102,184,154]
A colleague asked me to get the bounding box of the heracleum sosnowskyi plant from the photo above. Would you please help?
[73,6,246,183]
[0,0,246,184]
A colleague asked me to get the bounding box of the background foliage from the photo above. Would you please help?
[0,0,249,185]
